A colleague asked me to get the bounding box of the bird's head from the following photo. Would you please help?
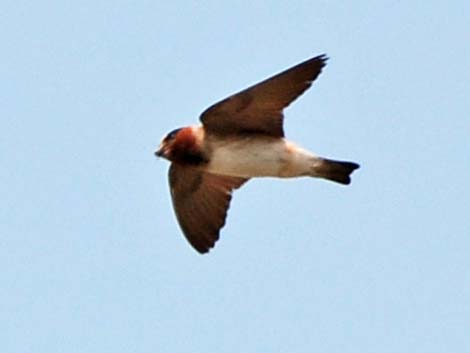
[155,128,183,160]
[155,126,205,164]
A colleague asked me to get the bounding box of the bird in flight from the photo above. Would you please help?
[155,54,359,254]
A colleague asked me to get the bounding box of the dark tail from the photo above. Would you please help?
[315,158,360,185]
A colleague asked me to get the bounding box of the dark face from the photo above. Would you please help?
[155,128,182,159]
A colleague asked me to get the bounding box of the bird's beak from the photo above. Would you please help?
[154,147,164,158]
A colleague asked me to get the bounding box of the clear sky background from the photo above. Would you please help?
[2,1,469,352]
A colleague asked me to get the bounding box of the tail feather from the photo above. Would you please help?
[314,158,360,185]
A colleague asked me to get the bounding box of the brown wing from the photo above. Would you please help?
[168,163,248,254]
[200,54,328,137]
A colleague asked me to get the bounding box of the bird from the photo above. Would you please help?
[155,54,359,254]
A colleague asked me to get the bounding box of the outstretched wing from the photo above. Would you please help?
[200,54,328,137]
[169,163,248,253]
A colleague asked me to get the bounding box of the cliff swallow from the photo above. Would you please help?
[155,54,359,253]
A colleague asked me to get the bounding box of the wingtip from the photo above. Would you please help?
[187,240,212,254]
[320,55,329,68]
[306,54,328,70]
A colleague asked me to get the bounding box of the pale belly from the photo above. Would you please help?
[206,138,317,178]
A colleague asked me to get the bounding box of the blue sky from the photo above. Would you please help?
[2,1,469,352]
